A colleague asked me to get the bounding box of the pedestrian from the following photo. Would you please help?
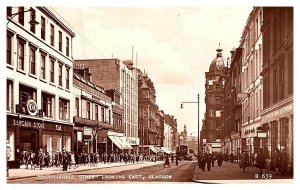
[171,154,174,164]
[164,155,170,168]
[176,154,179,166]
[38,147,44,170]
[62,151,68,171]
[200,153,206,171]
[279,146,288,175]
[256,148,266,174]
[30,151,36,170]
[6,145,11,176]
[217,152,223,167]
[230,153,234,164]
[206,153,213,171]
[272,148,281,175]
[211,154,216,167]
[241,151,249,173]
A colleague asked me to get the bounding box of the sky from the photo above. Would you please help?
[50,6,252,136]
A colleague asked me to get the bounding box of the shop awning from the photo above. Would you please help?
[118,137,133,149]
[108,135,124,149]
[149,145,158,153]
[163,148,172,154]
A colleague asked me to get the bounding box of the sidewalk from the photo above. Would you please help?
[7,161,163,180]
[192,162,293,184]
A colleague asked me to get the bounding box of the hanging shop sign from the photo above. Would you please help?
[56,124,62,131]
[97,130,108,143]
[27,99,38,116]
[257,132,267,138]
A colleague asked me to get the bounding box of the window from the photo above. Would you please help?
[108,110,111,124]
[7,7,12,17]
[50,24,54,46]
[40,53,46,79]
[278,58,285,100]
[41,16,45,40]
[95,105,98,121]
[19,84,36,114]
[280,118,289,152]
[7,33,13,65]
[50,59,55,83]
[17,39,25,70]
[216,110,221,117]
[58,64,62,86]
[288,50,293,94]
[86,102,90,119]
[7,80,13,111]
[59,98,69,121]
[263,74,270,108]
[18,7,24,25]
[209,108,215,117]
[273,67,278,103]
[66,37,69,57]
[271,121,278,154]
[29,46,36,75]
[66,68,69,89]
[59,31,62,52]
[75,98,79,117]
[42,92,53,118]
[30,8,36,33]
[101,107,105,122]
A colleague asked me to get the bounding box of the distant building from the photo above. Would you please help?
[138,70,164,154]
[164,114,178,150]
[201,47,228,154]
[178,125,187,145]
[73,59,139,153]
[187,136,198,154]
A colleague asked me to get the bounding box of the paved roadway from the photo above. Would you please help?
[7,161,196,184]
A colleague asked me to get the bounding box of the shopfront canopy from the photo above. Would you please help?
[119,137,133,149]
[149,145,158,153]
[108,135,124,150]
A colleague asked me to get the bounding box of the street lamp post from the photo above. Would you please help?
[7,7,40,26]
[180,94,200,155]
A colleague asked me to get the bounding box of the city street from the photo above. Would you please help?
[7,160,196,184]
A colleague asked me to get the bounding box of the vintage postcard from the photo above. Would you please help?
[4,3,294,186]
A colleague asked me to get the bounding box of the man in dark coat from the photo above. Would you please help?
[62,151,68,171]
[164,155,170,168]
[217,152,223,167]
[206,153,213,171]
[273,148,281,175]
[279,147,288,175]
[256,148,266,174]
[38,148,44,170]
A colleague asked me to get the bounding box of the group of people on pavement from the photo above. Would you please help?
[18,147,164,171]
[197,152,224,172]
[240,147,289,175]
[163,153,180,168]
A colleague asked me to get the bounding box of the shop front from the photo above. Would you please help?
[7,114,73,168]
[126,137,140,154]
[241,120,261,165]
[261,97,293,171]
[230,131,241,161]
[107,131,132,154]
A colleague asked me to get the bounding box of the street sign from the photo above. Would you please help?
[257,132,267,138]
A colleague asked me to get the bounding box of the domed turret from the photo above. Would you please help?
[209,47,226,72]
